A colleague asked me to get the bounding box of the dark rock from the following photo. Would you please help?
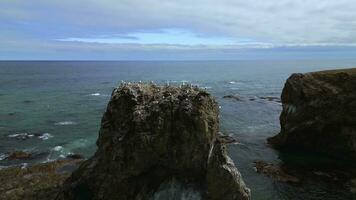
[8,112,16,116]
[223,94,242,101]
[0,159,83,200]
[346,178,356,194]
[65,154,84,160]
[268,68,356,160]
[312,171,338,181]
[253,160,299,183]
[58,83,250,200]
[4,151,50,162]
[5,151,32,160]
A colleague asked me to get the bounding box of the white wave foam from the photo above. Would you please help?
[21,163,28,169]
[8,133,34,139]
[90,93,101,96]
[0,153,6,161]
[52,146,63,151]
[47,145,67,161]
[229,81,236,84]
[54,121,77,126]
[8,132,53,140]
[38,133,53,140]
[152,178,201,200]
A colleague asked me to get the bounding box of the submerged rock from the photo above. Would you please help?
[253,160,299,183]
[217,132,240,144]
[268,68,356,160]
[65,154,85,160]
[223,95,243,101]
[58,83,250,200]
[5,151,33,160]
[258,96,281,103]
[3,151,50,163]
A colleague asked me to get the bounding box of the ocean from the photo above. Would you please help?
[1,60,356,199]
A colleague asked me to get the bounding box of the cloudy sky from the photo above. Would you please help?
[2,0,356,60]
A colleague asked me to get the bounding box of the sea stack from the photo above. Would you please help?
[58,83,250,200]
[268,68,356,160]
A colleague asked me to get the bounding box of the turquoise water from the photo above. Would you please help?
[1,60,356,199]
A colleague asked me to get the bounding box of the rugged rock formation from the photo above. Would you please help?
[0,158,83,200]
[268,68,356,160]
[58,83,250,200]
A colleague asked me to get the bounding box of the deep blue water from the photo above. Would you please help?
[1,60,356,199]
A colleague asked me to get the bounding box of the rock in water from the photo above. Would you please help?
[58,83,250,200]
[253,161,299,183]
[268,68,356,160]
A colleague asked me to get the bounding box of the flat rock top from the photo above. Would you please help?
[308,68,356,75]
[112,83,211,102]
[285,68,356,96]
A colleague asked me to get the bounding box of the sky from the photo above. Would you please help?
[2,0,356,60]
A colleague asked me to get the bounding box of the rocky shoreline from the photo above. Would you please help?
[0,158,83,200]
[2,68,356,199]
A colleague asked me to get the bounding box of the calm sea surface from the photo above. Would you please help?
[1,60,356,199]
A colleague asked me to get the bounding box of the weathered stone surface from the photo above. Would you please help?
[268,68,356,160]
[0,159,83,200]
[207,142,251,199]
[58,83,250,200]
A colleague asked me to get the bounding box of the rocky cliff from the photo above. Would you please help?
[268,68,356,160]
[58,83,250,200]
[0,158,83,200]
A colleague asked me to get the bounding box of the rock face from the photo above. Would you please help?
[58,83,250,200]
[268,68,356,160]
[0,159,83,200]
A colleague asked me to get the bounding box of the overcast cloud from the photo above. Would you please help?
[1,0,356,59]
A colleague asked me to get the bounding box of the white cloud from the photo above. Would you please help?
[3,0,356,44]
[2,0,356,59]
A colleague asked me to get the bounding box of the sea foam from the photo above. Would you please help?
[54,121,77,126]
[8,133,34,139]
[0,153,6,161]
[38,133,53,140]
